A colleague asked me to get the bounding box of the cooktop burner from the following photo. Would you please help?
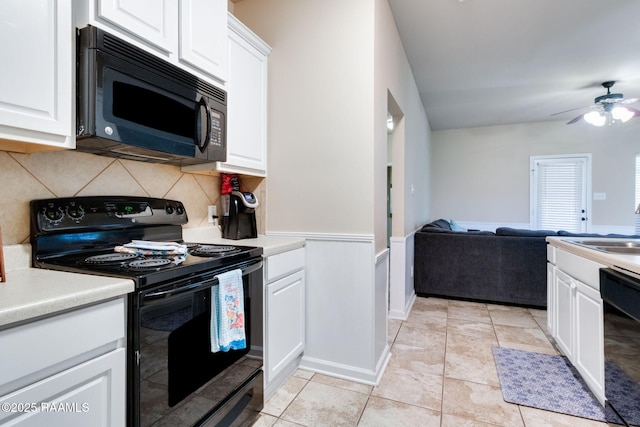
[83,253,141,264]
[189,245,239,257]
[128,258,175,270]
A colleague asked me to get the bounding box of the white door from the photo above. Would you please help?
[530,154,590,232]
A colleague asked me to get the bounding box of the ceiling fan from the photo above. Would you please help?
[554,81,640,126]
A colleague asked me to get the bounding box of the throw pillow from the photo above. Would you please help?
[449,219,467,232]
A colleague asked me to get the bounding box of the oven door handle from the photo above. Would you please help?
[144,260,263,299]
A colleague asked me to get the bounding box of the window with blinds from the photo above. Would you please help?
[531,155,589,232]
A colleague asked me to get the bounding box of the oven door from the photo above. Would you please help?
[129,259,263,426]
[600,268,640,427]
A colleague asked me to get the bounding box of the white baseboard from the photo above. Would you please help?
[389,291,415,320]
[300,344,391,386]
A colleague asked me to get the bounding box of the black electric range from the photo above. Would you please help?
[30,196,265,427]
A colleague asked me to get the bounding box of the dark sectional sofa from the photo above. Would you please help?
[414,219,640,308]
[414,220,553,308]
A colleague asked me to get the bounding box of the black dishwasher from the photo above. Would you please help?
[600,268,640,427]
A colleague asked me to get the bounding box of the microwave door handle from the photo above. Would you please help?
[196,98,212,152]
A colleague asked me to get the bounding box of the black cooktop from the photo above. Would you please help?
[34,244,262,288]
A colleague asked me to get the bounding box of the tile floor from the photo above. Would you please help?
[252,297,609,427]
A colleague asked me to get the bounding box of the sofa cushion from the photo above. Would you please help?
[496,227,557,237]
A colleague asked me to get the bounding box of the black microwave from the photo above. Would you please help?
[76,26,226,166]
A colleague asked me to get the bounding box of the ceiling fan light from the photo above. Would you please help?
[612,106,634,123]
[584,111,606,126]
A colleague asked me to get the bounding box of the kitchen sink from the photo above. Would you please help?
[569,239,640,255]
[579,240,640,248]
[595,247,640,254]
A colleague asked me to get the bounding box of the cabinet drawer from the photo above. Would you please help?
[0,348,126,426]
[266,248,305,282]
[0,298,125,388]
[556,249,604,291]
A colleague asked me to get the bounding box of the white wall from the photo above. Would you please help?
[431,119,640,231]
[233,0,431,380]
[234,0,431,248]
[374,0,431,247]
[233,0,376,236]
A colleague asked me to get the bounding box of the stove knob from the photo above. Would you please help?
[176,204,185,215]
[165,204,174,215]
[66,203,85,221]
[43,206,64,224]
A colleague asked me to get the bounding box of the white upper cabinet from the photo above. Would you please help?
[0,0,74,152]
[76,0,228,84]
[97,0,177,55]
[179,0,228,82]
[183,14,271,177]
[224,14,270,175]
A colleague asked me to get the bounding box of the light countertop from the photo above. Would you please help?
[547,236,640,276]
[182,228,306,257]
[0,245,133,329]
[0,232,304,329]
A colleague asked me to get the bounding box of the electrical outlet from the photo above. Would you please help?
[593,192,606,201]
[208,205,217,224]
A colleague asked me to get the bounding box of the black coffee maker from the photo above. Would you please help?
[222,191,258,240]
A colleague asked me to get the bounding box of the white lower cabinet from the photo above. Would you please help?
[574,280,604,403]
[0,349,125,427]
[0,298,126,426]
[546,245,556,336]
[264,247,305,399]
[554,269,574,359]
[548,247,605,404]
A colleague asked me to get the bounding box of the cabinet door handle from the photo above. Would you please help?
[196,97,211,152]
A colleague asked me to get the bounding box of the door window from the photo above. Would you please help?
[530,154,591,232]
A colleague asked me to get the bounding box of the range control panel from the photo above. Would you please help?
[31,196,188,233]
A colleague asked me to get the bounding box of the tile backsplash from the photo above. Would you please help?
[0,149,265,245]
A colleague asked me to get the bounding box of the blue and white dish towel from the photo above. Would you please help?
[210,269,246,353]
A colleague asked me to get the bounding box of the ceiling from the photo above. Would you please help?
[387,0,640,131]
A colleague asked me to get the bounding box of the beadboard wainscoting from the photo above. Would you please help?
[389,232,416,320]
[375,247,390,377]
[269,232,391,385]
